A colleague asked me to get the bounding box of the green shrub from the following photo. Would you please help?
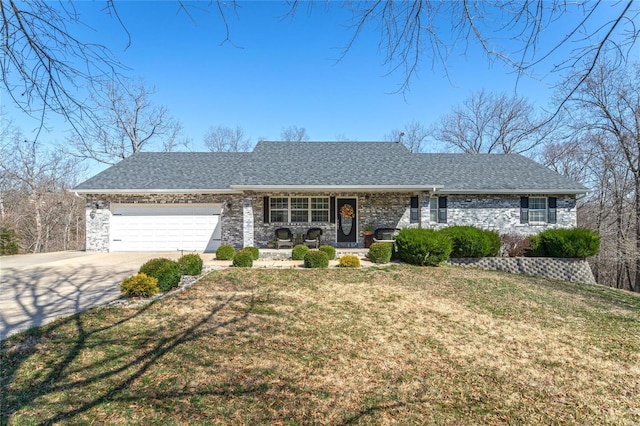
[0,226,20,255]
[338,254,361,268]
[216,244,236,260]
[526,234,545,257]
[440,226,500,258]
[368,242,393,264]
[318,245,336,260]
[120,273,159,298]
[395,228,452,266]
[139,258,182,292]
[232,249,254,267]
[139,258,171,277]
[527,228,600,258]
[292,244,310,260]
[244,246,260,260]
[304,250,329,268]
[177,253,203,275]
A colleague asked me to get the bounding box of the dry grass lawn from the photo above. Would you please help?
[2,264,640,425]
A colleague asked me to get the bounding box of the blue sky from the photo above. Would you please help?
[4,1,622,155]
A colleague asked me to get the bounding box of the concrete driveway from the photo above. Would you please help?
[0,251,199,341]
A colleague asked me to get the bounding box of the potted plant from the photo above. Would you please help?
[364,224,374,248]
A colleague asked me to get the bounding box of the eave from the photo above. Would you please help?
[73,188,243,195]
[437,189,588,195]
[229,185,443,192]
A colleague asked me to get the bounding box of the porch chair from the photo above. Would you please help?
[373,228,400,243]
[275,228,294,249]
[303,227,323,249]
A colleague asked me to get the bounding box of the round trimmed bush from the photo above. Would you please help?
[319,245,336,260]
[232,249,254,267]
[121,273,159,298]
[139,257,171,276]
[291,244,310,260]
[368,242,393,264]
[529,228,600,258]
[338,254,361,268]
[304,250,329,268]
[244,246,260,260]
[139,258,182,292]
[395,228,452,266]
[178,253,203,275]
[216,244,236,260]
[440,226,501,258]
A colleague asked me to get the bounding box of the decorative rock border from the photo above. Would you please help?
[447,257,596,284]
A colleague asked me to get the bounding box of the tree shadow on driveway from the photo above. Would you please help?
[1,265,126,340]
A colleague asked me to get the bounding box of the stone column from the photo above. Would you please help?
[243,196,254,248]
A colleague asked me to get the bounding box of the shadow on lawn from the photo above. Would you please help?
[1,280,251,424]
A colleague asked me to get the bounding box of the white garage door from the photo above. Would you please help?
[110,203,222,252]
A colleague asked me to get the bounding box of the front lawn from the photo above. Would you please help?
[2,265,640,424]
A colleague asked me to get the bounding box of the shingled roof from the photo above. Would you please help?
[74,141,587,194]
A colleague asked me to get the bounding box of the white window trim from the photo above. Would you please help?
[270,196,330,223]
[528,196,548,224]
[429,197,438,223]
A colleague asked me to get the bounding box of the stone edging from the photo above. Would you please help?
[447,257,596,284]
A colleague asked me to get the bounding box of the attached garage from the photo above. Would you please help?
[109,203,222,252]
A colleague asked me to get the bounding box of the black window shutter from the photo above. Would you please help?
[520,196,529,224]
[548,196,557,224]
[263,196,270,223]
[438,196,448,223]
[330,196,336,223]
[410,196,419,223]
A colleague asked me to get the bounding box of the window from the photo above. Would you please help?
[430,196,447,223]
[430,197,438,222]
[410,196,419,223]
[290,197,308,222]
[311,197,330,222]
[528,197,547,223]
[270,197,288,223]
[269,196,330,223]
[520,196,557,224]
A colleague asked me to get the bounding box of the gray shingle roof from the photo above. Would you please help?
[74,141,587,194]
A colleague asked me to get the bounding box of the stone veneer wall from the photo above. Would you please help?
[433,195,577,235]
[84,192,579,251]
[448,257,596,284]
[83,193,244,251]
[251,192,424,248]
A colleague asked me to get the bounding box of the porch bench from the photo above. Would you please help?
[373,228,400,243]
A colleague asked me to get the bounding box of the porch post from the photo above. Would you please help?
[243,195,254,248]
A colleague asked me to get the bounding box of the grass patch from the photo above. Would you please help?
[2,265,640,424]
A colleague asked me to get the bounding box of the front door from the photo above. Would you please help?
[337,198,357,245]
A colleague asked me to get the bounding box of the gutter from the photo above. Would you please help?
[436,189,588,195]
[229,185,443,192]
[73,189,244,195]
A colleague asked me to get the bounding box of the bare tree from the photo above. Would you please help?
[280,125,310,142]
[557,59,640,292]
[203,125,252,152]
[0,0,126,138]
[385,120,428,153]
[430,90,550,154]
[324,1,639,97]
[0,129,83,253]
[2,1,638,135]
[65,79,188,165]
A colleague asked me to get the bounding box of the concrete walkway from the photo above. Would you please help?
[1,250,376,341]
